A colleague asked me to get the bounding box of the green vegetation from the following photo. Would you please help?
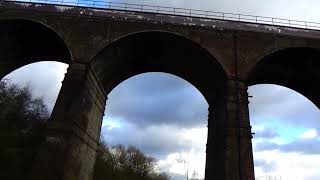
[0,80,170,180]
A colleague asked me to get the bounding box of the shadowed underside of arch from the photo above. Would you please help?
[91,31,227,104]
[248,47,320,108]
[0,19,71,79]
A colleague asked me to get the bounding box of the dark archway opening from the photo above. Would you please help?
[248,47,320,179]
[92,31,226,103]
[0,19,71,79]
[248,47,320,108]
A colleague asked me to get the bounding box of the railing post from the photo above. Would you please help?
[157,6,159,13]
[125,3,127,10]
[173,8,176,14]
[255,16,258,23]
[238,14,241,21]
[288,20,291,27]
[189,9,192,17]
[272,18,274,25]
[92,0,95,7]
[108,1,111,9]
[305,21,308,29]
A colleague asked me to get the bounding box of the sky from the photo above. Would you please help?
[4,0,320,179]
[115,0,320,22]
[3,61,320,180]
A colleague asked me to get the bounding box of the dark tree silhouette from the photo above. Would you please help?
[0,80,49,180]
[93,141,170,180]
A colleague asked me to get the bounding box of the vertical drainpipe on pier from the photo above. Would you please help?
[233,32,242,180]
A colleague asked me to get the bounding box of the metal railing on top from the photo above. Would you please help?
[5,0,320,30]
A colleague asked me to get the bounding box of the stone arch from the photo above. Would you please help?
[91,31,227,104]
[0,18,71,79]
[102,30,227,72]
[247,47,320,108]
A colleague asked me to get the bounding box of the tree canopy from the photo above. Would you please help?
[0,80,49,180]
[94,142,170,180]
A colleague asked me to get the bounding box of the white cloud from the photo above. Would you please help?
[157,150,206,179]
[3,61,68,111]
[299,129,318,139]
[101,120,207,158]
[254,150,320,180]
[102,119,122,130]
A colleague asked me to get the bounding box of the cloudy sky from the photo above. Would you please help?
[5,0,320,179]
[116,0,320,22]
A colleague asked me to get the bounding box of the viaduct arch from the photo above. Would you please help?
[248,47,320,109]
[0,19,71,79]
[91,31,226,101]
[90,31,234,179]
[2,3,320,179]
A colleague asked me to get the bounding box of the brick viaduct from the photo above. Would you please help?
[1,1,320,180]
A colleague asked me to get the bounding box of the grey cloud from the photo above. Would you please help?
[254,159,277,173]
[249,85,320,130]
[255,138,320,155]
[253,127,279,139]
[168,173,187,180]
[255,141,279,152]
[101,121,206,160]
[106,72,208,128]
